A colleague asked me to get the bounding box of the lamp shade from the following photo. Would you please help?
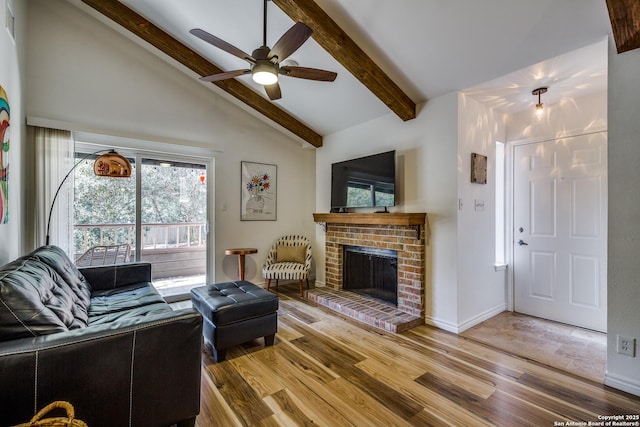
[93,150,132,177]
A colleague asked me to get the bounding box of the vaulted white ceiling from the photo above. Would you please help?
[75,0,612,140]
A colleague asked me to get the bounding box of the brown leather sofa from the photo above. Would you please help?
[0,245,202,427]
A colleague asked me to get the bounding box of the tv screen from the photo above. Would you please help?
[331,150,396,210]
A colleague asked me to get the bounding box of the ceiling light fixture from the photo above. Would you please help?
[532,87,548,117]
[252,61,279,86]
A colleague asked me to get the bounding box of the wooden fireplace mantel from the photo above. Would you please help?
[313,212,426,226]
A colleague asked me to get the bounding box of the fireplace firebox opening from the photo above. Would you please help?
[343,245,398,306]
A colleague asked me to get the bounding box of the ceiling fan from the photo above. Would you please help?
[190,0,337,101]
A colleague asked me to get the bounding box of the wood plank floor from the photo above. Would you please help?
[461,311,607,383]
[185,284,640,426]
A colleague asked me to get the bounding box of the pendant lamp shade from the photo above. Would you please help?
[93,150,132,177]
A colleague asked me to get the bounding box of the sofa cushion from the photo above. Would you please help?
[88,302,172,325]
[32,245,92,307]
[0,257,90,341]
[88,283,170,324]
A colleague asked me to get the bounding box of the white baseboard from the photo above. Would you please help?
[458,304,507,333]
[425,303,507,334]
[424,316,461,334]
[605,372,640,397]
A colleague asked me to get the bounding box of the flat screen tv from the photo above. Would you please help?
[331,150,396,210]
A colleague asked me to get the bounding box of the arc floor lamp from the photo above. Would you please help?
[45,149,132,245]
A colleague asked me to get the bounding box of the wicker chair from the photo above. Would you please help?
[75,244,131,267]
[262,235,312,297]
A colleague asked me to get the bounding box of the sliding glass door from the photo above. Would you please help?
[138,157,208,298]
[73,148,211,300]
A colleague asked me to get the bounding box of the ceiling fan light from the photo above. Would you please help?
[253,70,278,85]
[252,62,278,85]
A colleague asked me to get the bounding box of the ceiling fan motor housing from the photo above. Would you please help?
[251,46,279,79]
[252,46,271,61]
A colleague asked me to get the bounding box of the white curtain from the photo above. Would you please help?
[35,127,74,254]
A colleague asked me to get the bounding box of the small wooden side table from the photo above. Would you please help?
[225,248,258,280]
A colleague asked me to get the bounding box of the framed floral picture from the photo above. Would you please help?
[241,161,277,221]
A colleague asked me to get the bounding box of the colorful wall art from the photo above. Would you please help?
[0,85,10,224]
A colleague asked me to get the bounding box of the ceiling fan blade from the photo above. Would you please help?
[264,83,282,100]
[199,69,250,82]
[280,66,337,82]
[268,23,312,63]
[190,28,255,63]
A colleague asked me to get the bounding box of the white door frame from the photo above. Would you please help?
[505,128,608,319]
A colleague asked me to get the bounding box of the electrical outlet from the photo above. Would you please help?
[617,335,636,357]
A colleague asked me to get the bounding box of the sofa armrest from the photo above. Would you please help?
[79,262,152,291]
[0,308,203,427]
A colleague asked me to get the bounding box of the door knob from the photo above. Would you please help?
[517,239,529,246]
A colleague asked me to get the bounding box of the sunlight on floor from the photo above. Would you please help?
[154,274,206,298]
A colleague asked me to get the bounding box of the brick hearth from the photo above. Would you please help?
[310,213,426,333]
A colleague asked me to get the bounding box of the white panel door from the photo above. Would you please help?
[513,132,607,332]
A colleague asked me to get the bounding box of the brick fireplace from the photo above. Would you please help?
[310,213,426,332]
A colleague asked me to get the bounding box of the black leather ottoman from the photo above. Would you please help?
[190,281,278,362]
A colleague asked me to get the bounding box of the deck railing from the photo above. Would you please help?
[74,222,207,255]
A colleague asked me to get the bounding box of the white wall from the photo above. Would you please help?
[457,94,507,330]
[0,0,26,264]
[606,36,640,397]
[24,0,316,284]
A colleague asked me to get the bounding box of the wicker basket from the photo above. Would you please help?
[15,401,88,427]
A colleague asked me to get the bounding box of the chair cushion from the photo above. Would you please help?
[263,262,309,280]
[190,281,278,326]
[276,244,306,263]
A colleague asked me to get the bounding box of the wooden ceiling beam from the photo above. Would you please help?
[606,0,640,54]
[80,0,323,147]
[273,0,416,122]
